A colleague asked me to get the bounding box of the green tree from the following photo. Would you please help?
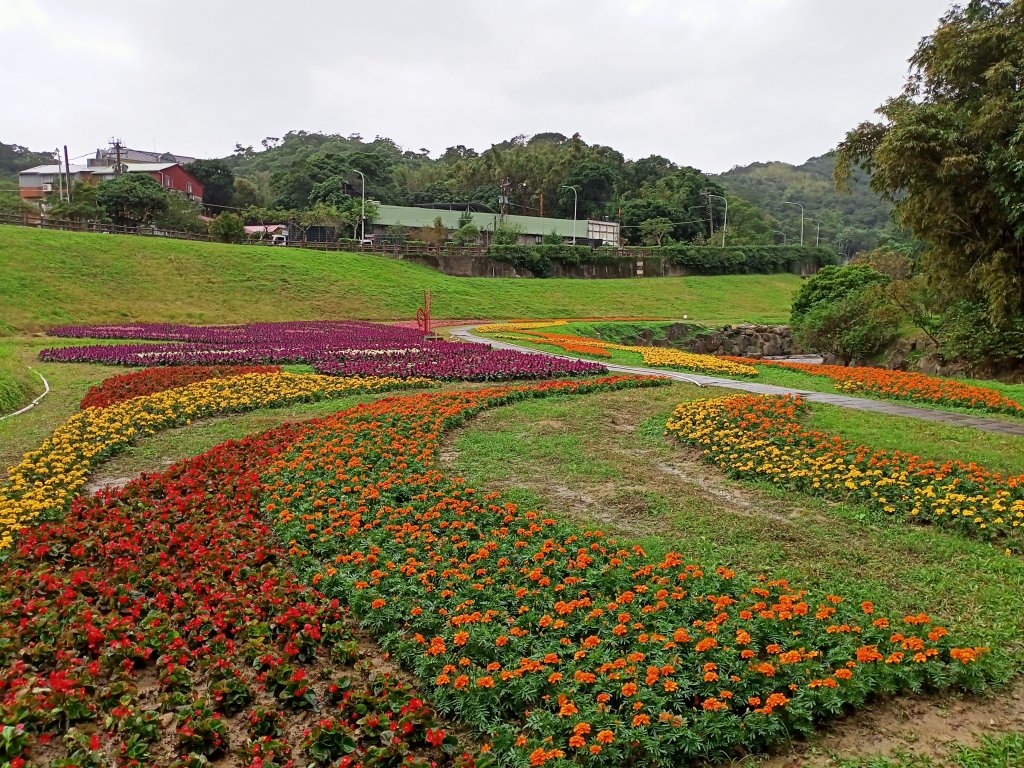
[45,181,104,222]
[542,230,562,245]
[233,177,266,208]
[490,222,522,245]
[423,216,447,249]
[185,159,235,212]
[790,264,898,363]
[208,212,245,243]
[0,191,34,216]
[791,264,891,324]
[835,0,1024,323]
[338,198,378,239]
[96,173,169,226]
[155,194,206,234]
[452,222,480,245]
[639,217,674,246]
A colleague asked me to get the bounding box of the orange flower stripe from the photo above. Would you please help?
[478,321,758,377]
[723,357,1023,416]
[264,376,991,766]
[666,394,1024,555]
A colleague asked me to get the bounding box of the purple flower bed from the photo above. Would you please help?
[40,320,606,381]
[312,347,604,381]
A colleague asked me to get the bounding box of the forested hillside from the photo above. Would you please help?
[5,132,904,256]
[715,154,908,256]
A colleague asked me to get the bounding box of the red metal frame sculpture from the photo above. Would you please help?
[415,290,432,336]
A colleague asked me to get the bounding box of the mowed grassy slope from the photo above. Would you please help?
[0,226,801,332]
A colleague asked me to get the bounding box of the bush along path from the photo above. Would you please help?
[451,326,1024,437]
[264,378,997,767]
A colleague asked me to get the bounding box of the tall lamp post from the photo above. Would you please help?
[703,191,728,246]
[352,169,366,241]
[772,229,787,245]
[809,219,821,247]
[783,201,804,245]
[561,185,579,245]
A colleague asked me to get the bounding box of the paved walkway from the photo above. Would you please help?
[450,326,1024,437]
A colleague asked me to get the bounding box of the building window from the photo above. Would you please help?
[186,181,193,194]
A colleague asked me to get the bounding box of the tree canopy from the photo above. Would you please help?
[835,0,1024,323]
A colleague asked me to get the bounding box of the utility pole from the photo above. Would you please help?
[498,177,511,223]
[702,190,728,246]
[352,169,366,241]
[111,138,124,174]
[63,145,73,202]
[55,147,64,202]
[784,201,805,245]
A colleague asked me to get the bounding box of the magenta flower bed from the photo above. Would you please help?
[41,321,606,381]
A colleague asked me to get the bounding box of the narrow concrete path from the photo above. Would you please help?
[450,326,1024,437]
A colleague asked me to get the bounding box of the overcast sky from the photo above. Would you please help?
[1,0,953,173]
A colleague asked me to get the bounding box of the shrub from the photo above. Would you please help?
[208,212,245,243]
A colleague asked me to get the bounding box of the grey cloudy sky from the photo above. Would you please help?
[1,0,952,172]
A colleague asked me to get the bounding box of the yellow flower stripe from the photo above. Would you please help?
[476,320,568,333]
[478,320,758,377]
[0,372,428,550]
[666,394,1024,555]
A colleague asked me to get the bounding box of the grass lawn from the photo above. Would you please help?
[0,226,800,333]
[444,383,1024,765]
[806,403,1024,475]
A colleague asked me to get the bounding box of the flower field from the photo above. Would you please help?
[0,372,427,550]
[666,394,1024,554]
[476,322,758,377]
[40,321,606,382]
[0,422,483,768]
[264,380,994,766]
[79,365,281,409]
[2,316,1017,768]
[724,358,1023,416]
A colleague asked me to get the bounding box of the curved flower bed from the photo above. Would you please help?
[80,365,281,409]
[0,372,426,550]
[666,394,1024,554]
[264,380,993,766]
[41,321,607,382]
[476,321,758,377]
[312,346,604,381]
[724,358,1023,416]
[0,425,482,768]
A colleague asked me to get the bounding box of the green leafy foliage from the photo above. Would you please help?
[835,0,1024,324]
[717,155,904,256]
[95,173,169,226]
[208,212,245,243]
[791,265,897,362]
[489,244,832,278]
[184,159,235,213]
[44,181,104,222]
[791,265,890,324]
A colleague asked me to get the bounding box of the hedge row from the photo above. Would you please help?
[487,244,836,277]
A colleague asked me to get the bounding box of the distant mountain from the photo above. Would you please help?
[714,154,907,257]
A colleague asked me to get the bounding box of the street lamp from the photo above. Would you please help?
[352,169,366,241]
[772,229,787,244]
[809,218,821,247]
[560,185,579,244]
[783,201,804,245]
[703,191,728,246]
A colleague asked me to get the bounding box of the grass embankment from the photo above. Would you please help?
[0,339,41,415]
[0,225,800,332]
[446,385,1024,765]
